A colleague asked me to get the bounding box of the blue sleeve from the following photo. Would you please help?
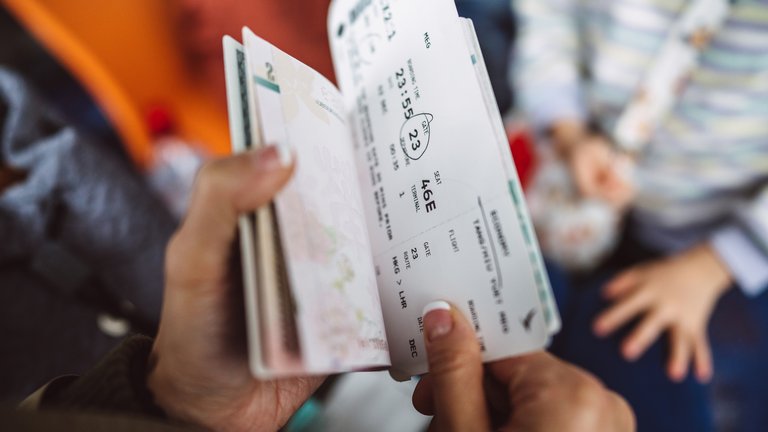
[711,225,768,297]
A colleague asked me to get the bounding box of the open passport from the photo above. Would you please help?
[222,0,560,380]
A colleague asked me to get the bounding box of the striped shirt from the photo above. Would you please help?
[515,0,768,294]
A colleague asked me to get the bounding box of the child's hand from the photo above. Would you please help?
[565,134,635,211]
[593,244,732,383]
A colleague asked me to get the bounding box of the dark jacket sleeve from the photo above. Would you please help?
[39,334,166,419]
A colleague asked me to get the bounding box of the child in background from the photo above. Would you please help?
[515,1,768,431]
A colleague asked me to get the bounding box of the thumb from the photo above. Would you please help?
[421,301,489,431]
[166,146,294,288]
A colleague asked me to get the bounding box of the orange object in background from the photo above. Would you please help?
[1,0,232,169]
[3,0,526,185]
[1,0,337,170]
[174,0,335,87]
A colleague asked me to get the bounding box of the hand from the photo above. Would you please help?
[593,244,733,383]
[148,147,324,431]
[412,301,635,432]
[549,120,634,209]
[567,134,634,210]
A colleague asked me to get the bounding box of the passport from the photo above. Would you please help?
[222,0,560,380]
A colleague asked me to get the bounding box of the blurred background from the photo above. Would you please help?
[0,1,765,431]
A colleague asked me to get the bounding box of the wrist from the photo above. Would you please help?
[43,335,166,417]
[146,355,177,419]
[146,351,200,428]
[146,350,262,432]
[692,244,734,296]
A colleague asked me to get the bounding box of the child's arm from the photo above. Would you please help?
[711,187,768,297]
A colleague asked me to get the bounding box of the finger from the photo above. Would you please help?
[412,375,435,415]
[487,351,603,406]
[602,269,641,300]
[166,146,294,287]
[182,146,293,257]
[620,311,667,361]
[693,334,713,383]
[666,327,691,382]
[602,180,633,210]
[490,352,637,431]
[569,149,601,198]
[603,173,631,196]
[484,372,511,425]
[599,167,625,191]
[575,166,599,198]
[607,390,637,432]
[593,289,650,337]
[487,351,559,389]
[421,300,489,431]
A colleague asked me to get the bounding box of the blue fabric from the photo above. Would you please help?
[455,0,515,114]
[546,242,768,432]
[0,68,175,402]
[549,270,714,432]
[711,225,768,297]
[708,286,768,432]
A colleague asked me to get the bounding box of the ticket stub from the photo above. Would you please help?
[328,0,555,377]
[224,0,558,379]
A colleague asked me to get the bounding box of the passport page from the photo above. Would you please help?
[241,29,391,374]
[328,0,555,378]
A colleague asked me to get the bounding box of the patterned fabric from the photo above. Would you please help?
[613,0,731,151]
[515,0,768,294]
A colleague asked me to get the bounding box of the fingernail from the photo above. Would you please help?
[253,146,289,171]
[623,344,639,361]
[422,301,453,342]
[669,369,683,383]
[276,145,293,166]
[697,368,712,383]
[593,321,606,337]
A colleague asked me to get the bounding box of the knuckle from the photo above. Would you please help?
[555,363,607,402]
[607,390,636,428]
[573,370,605,396]
[572,385,604,412]
[164,230,214,288]
[196,160,219,184]
[636,287,656,303]
[655,304,675,322]
[670,320,688,334]
[678,318,700,335]
[568,390,609,427]
[567,376,627,428]
[528,383,562,407]
[195,160,229,197]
